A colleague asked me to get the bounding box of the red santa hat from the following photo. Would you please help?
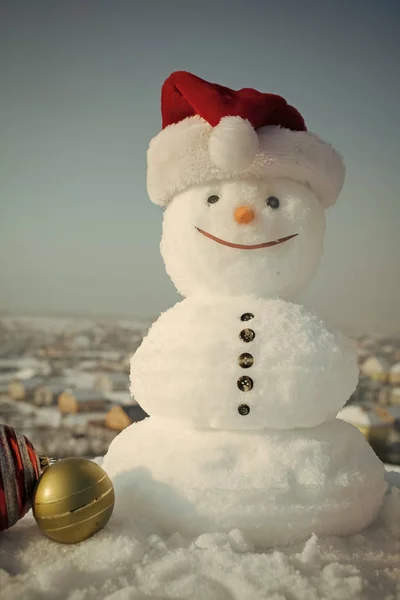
[147,71,345,209]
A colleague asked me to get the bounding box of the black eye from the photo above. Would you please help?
[207,195,220,205]
[266,196,280,209]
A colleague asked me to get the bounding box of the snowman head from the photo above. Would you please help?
[161,177,325,299]
[148,72,345,299]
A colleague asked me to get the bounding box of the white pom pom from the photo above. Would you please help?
[208,116,259,173]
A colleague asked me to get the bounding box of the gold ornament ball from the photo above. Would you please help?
[32,457,115,544]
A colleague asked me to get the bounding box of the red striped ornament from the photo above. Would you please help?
[0,424,44,531]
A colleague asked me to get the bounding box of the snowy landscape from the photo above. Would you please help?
[1,314,399,465]
[2,26,400,598]
[0,460,399,600]
[0,313,151,458]
[1,281,399,599]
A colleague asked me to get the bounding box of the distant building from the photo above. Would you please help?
[0,357,49,383]
[103,390,133,405]
[0,359,23,378]
[86,419,118,445]
[58,389,110,414]
[33,379,68,407]
[43,343,70,358]
[66,370,97,389]
[76,360,99,373]
[378,385,392,406]
[121,353,132,373]
[0,382,9,395]
[390,387,400,407]
[378,385,400,407]
[94,372,129,394]
[359,356,390,382]
[71,334,91,349]
[105,404,148,431]
[349,376,381,405]
[8,377,44,401]
[74,350,121,362]
[389,363,400,385]
[337,403,393,450]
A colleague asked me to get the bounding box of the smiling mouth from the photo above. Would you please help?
[195,227,298,250]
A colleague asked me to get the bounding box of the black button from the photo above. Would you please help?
[238,353,254,368]
[266,196,280,209]
[237,376,254,391]
[240,313,254,321]
[239,328,255,342]
[238,404,250,416]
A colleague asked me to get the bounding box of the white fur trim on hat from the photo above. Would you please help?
[147,115,345,209]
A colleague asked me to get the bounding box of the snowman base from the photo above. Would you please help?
[103,417,387,548]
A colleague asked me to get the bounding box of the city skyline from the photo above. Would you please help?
[1,0,399,336]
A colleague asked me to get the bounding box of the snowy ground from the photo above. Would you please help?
[0,464,399,600]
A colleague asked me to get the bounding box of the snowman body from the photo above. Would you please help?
[104,175,387,546]
[104,417,386,547]
[129,295,358,430]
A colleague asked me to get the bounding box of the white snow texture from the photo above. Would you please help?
[0,466,398,600]
[103,417,387,547]
[130,296,359,429]
[160,178,326,299]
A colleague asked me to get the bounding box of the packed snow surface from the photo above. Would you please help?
[131,296,358,429]
[103,418,387,547]
[0,462,399,600]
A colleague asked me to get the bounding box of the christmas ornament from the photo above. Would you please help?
[0,424,53,531]
[33,457,115,544]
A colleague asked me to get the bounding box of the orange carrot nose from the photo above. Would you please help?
[234,205,255,224]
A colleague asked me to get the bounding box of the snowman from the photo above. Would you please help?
[103,71,387,547]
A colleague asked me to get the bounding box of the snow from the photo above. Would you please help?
[103,417,387,547]
[105,391,135,405]
[337,405,385,427]
[34,407,63,428]
[65,370,97,390]
[0,357,50,382]
[0,463,399,600]
[0,397,35,417]
[131,296,358,429]
[161,178,325,300]
[62,412,110,429]
[2,98,397,600]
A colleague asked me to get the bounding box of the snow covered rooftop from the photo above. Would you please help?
[65,370,97,389]
[360,355,391,375]
[102,372,129,384]
[0,357,42,368]
[104,391,135,405]
[38,377,68,390]
[337,405,391,427]
[69,389,110,402]
[16,376,45,390]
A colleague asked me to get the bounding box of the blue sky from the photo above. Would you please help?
[1,0,399,335]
